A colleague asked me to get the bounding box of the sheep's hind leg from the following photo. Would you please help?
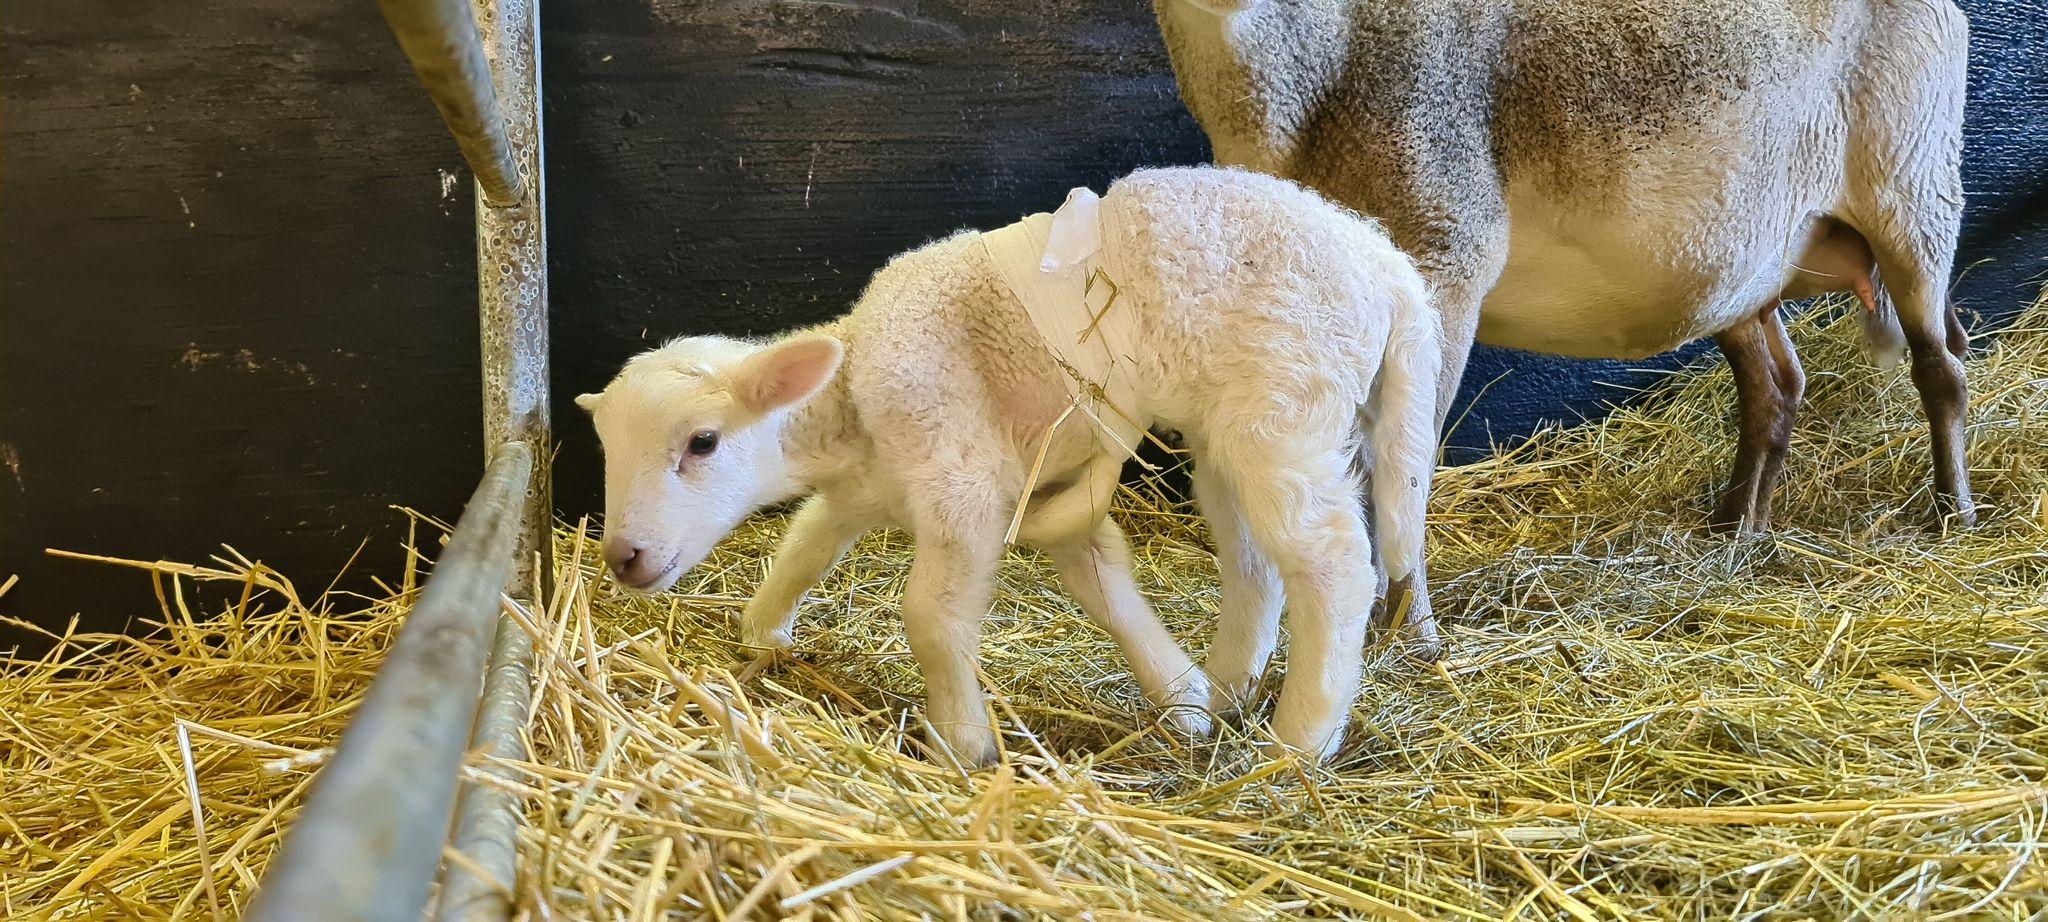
[1862,243,1974,528]
[1752,307,1807,527]
[1845,21,1973,528]
[1711,310,1796,534]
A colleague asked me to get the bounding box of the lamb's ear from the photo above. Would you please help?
[734,335,843,414]
[574,393,602,413]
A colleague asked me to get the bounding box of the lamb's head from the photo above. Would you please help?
[577,333,842,593]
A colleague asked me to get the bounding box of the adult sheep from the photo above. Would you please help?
[1156,0,1975,533]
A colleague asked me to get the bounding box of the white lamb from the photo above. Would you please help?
[576,166,1442,766]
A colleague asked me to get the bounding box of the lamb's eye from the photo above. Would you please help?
[686,430,720,457]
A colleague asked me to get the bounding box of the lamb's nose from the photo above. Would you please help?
[603,540,644,581]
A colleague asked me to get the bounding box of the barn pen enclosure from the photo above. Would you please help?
[4,0,2048,920]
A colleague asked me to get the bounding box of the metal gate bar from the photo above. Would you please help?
[444,0,551,909]
[434,610,536,920]
[243,0,550,916]
[244,441,534,922]
[374,0,525,206]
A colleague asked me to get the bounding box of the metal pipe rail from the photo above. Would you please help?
[244,441,533,922]
[432,610,536,920]
[376,0,525,206]
[244,0,550,916]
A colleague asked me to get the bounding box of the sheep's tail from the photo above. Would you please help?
[1859,280,1908,370]
[1368,278,1442,585]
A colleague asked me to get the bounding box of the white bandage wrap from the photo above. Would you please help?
[979,187,1145,460]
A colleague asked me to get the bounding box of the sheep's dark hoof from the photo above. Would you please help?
[1707,498,1768,536]
[1401,630,1444,664]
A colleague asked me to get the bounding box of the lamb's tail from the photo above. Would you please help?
[1859,281,1908,370]
[1368,278,1442,585]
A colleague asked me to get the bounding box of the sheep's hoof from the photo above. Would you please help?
[1707,506,1768,536]
[1399,622,1444,664]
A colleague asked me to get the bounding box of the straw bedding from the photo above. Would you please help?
[5,295,2045,920]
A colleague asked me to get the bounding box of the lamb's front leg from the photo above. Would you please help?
[740,494,870,649]
[902,531,1004,769]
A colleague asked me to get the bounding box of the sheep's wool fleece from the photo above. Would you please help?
[977,187,1144,458]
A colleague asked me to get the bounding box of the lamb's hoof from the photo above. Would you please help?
[1162,706,1215,738]
[1156,671,1217,737]
[1941,501,1978,531]
[1262,728,1343,766]
[1204,680,1258,724]
[739,624,795,651]
[927,722,1001,771]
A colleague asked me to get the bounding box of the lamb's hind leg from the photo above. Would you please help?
[1314,152,1505,661]
[1044,520,1214,736]
[1189,458,1284,717]
[1211,434,1377,762]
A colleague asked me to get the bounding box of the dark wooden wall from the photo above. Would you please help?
[4,0,2044,648]
[2,0,481,641]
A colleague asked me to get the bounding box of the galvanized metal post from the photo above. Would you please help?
[246,2,548,917]
[375,0,525,207]
[433,610,534,920]
[243,442,533,922]
[438,0,549,916]
[472,0,550,603]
